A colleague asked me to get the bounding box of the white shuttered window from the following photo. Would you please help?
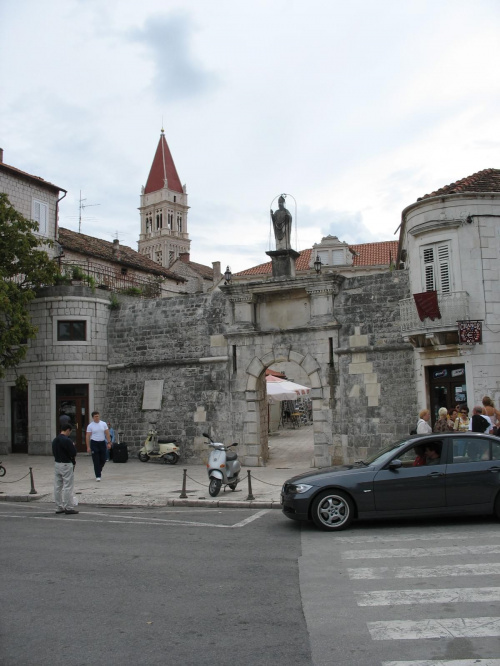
[421,243,451,293]
[32,199,48,236]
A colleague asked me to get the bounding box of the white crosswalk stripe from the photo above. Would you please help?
[382,659,500,666]
[342,524,500,665]
[355,587,500,606]
[348,562,500,579]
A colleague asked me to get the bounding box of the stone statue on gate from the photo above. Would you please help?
[270,195,292,250]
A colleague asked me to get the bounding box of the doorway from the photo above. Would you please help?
[428,365,466,424]
[266,362,314,469]
[11,387,28,453]
[56,384,89,452]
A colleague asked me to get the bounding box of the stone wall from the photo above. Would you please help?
[332,271,416,462]
[104,291,233,460]
[104,269,416,466]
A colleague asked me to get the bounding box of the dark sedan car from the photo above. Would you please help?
[281,433,500,531]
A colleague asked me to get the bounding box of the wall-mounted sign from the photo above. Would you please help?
[458,320,482,345]
[451,368,465,378]
[142,380,164,410]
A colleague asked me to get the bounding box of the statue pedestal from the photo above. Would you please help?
[265,249,300,279]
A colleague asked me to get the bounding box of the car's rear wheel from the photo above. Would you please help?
[311,489,354,531]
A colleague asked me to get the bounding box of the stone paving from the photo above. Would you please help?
[0,425,315,509]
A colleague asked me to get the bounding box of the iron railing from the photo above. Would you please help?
[399,291,469,334]
[60,260,162,298]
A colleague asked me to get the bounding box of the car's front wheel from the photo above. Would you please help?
[494,492,500,520]
[311,489,354,531]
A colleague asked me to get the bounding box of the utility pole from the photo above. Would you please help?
[78,190,100,233]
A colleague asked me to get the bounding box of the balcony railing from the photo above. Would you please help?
[399,291,469,334]
[60,260,162,298]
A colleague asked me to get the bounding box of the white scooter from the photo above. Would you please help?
[138,427,180,464]
[203,432,241,497]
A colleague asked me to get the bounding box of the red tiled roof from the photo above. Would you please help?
[0,161,66,193]
[58,227,185,281]
[144,132,183,195]
[186,260,214,280]
[235,241,398,276]
[418,168,500,200]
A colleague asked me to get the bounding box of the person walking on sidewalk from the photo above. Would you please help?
[86,411,112,481]
[52,424,79,515]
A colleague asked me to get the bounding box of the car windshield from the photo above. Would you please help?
[362,439,411,466]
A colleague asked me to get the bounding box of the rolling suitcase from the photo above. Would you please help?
[112,432,128,463]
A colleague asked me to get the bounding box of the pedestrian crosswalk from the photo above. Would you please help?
[336,524,500,665]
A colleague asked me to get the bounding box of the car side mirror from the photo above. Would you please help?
[388,459,402,470]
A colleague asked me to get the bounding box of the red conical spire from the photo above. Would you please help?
[144,130,183,194]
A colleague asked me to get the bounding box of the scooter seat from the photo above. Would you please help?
[226,451,238,461]
[158,437,176,444]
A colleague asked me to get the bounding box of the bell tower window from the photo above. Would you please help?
[156,209,163,230]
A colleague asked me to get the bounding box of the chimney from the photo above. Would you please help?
[179,252,190,264]
[113,238,121,259]
[212,261,221,281]
[0,148,3,163]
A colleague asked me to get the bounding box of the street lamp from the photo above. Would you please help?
[314,255,322,274]
[224,266,232,284]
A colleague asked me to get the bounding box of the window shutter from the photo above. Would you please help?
[423,247,435,291]
[437,244,451,293]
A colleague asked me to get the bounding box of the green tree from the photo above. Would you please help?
[0,193,58,376]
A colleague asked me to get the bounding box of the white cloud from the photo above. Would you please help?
[1,0,499,274]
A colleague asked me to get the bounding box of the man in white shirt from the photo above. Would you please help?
[86,411,111,481]
[468,405,493,434]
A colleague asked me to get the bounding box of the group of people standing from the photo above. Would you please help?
[416,396,500,436]
[52,411,114,515]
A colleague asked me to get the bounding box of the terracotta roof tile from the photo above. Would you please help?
[185,260,214,280]
[235,241,398,276]
[144,133,183,195]
[58,227,185,281]
[0,161,66,193]
[418,168,500,200]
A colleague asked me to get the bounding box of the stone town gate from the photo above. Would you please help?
[242,345,331,467]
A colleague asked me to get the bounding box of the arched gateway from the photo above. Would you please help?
[243,346,331,467]
[222,270,344,468]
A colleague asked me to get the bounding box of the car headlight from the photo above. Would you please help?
[289,483,313,494]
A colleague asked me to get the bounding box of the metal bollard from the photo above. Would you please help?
[245,470,255,501]
[29,467,37,495]
[179,469,188,498]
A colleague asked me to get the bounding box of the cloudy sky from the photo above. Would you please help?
[1,0,500,272]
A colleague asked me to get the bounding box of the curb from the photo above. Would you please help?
[0,495,282,510]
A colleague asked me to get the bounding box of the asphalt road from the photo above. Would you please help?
[0,504,310,666]
[1,504,500,666]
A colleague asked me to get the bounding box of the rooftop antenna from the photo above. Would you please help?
[78,190,100,233]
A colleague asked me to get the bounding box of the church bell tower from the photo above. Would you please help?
[138,130,190,267]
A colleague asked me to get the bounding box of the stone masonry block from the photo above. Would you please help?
[364,373,378,384]
[261,351,276,366]
[246,356,265,378]
[310,387,324,400]
[349,384,361,397]
[301,353,320,375]
[289,350,305,365]
[368,396,379,406]
[349,362,373,374]
[210,334,226,347]
[365,383,381,397]
[352,352,367,364]
[349,333,369,347]
[246,375,258,391]
[309,371,321,388]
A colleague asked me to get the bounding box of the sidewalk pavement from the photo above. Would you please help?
[0,426,315,509]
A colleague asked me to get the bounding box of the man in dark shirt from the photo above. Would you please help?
[52,425,79,515]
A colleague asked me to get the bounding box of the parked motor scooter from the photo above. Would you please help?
[203,432,241,497]
[138,427,180,464]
